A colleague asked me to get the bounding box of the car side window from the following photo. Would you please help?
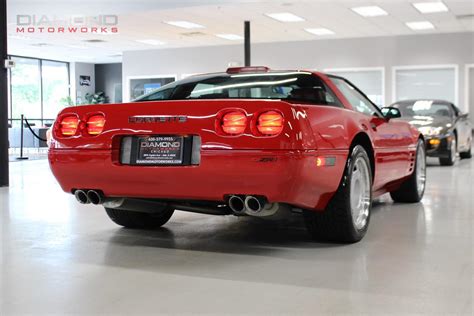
[329,77,380,116]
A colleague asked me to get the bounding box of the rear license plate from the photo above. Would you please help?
[135,135,183,165]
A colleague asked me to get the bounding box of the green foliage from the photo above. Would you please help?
[60,96,75,106]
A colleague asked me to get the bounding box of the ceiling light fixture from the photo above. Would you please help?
[406,21,435,30]
[265,12,305,22]
[8,35,31,40]
[82,39,106,43]
[135,39,165,46]
[216,34,244,40]
[351,6,388,17]
[305,28,335,36]
[164,21,205,29]
[413,2,449,13]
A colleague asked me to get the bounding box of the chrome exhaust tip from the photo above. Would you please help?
[87,190,103,205]
[228,195,245,213]
[74,190,90,204]
[244,196,265,213]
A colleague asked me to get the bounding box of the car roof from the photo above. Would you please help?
[180,69,319,80]
[392,99,453,105]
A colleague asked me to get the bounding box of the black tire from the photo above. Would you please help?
[390,139,426,203]
[439,137,456,166]
[460,142,472,159]
[105,207,174,229]
[303,145,372,243]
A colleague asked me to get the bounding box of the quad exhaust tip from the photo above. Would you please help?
[87,190,103,205]
[74,189,103,205]
[228,195,267,214]
[74,190,90,204]
[228,195,245,213]
[244,196,265,213]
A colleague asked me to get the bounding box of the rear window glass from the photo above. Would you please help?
[136,72,342,107]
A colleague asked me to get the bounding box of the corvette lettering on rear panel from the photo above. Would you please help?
[129,116,187,123]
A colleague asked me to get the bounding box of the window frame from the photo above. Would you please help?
[392,64,459,105]
[7,55,70,127]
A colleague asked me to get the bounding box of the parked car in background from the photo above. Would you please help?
[389,100,472,166]
[49,67,426,243]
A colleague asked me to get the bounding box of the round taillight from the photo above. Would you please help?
[58,115,79,136]
[221,111,247,135]
[86,114,106,135]
[257,111,284,136]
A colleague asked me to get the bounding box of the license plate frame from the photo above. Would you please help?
[120,135,200,166]
[134,135,184,165]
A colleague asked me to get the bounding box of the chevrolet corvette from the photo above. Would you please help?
[389,99,472,166]
[49,67,426,243]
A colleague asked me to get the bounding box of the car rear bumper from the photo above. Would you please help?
[48,148,348,211]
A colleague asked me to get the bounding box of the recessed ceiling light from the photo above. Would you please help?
[216,34,244,41]
[305,28,335,36]
[164,21,205,29]
[413,2,448,13]
[31,43,50,47]
[265,12,305,22]
[351,6,388,17]
[8,35,31,40]
[406,21,435,30]
[135,39,165,46]
[82,39,106,43]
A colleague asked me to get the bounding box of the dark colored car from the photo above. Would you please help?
[390,100,472,165]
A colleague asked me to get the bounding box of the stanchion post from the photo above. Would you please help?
[16,114,28,160]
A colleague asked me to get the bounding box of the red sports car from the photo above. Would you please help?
[49,67,426,243]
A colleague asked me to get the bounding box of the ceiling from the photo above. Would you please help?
[7,0,474,63]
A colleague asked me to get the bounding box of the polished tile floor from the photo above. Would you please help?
[1,157,473,315]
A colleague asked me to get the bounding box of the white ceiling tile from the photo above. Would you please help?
[7,0,474,62]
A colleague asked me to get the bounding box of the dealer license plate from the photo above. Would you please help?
[135,135,184,165]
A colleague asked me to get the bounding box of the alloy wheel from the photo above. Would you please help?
[416,143,426,197]
[350,156,371,230]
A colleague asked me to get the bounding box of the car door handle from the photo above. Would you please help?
[370,123,377,131]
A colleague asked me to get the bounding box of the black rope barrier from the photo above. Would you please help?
[16,114,49,160]
[24,117,48,142]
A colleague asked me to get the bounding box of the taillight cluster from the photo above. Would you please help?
[256,111,284,136]
[59,115,80,136]
[218,110,284,137]
[56,113,106,137]
[221,111,248,135]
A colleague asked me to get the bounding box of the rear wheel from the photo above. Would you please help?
[390,139,426,203]
[304,145,372,243]
[439,137,456,166]
[105,207,174,229]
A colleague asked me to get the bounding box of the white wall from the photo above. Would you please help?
[70,62,95,105]
[123,32,474,110]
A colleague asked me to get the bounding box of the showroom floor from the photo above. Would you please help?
[1,157,472,315]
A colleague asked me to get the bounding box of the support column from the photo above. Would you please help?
[244,21,251,67]
[0,0,9,186]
